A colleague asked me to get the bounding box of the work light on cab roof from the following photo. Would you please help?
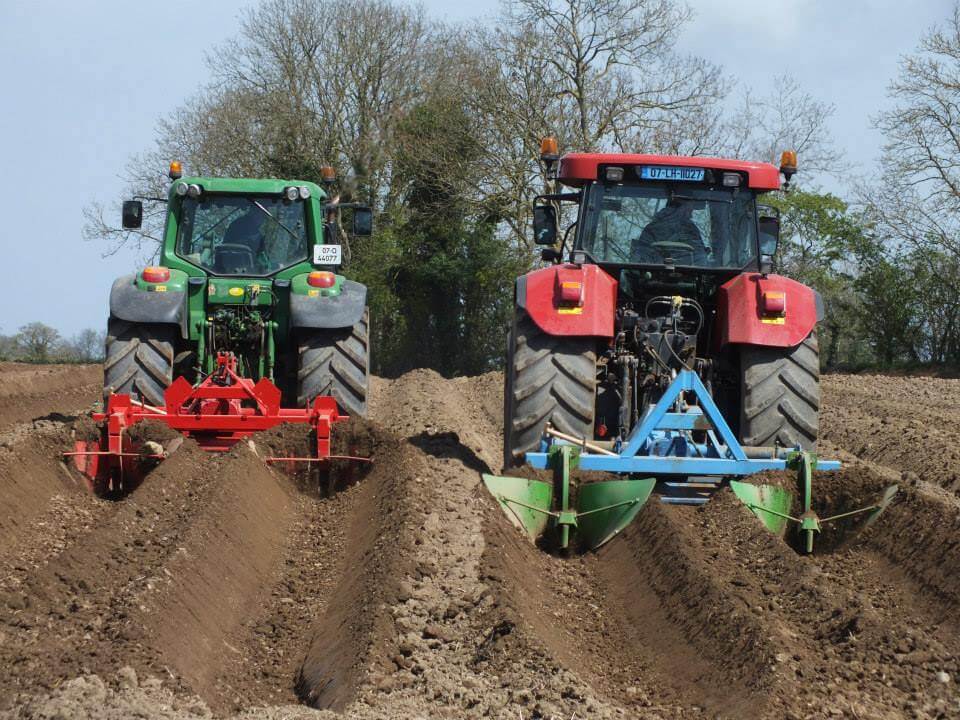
[779,150,798,185]
[540,137,560,178]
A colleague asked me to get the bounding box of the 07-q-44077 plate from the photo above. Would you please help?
[639,166,705,182]
[313,244,342,265]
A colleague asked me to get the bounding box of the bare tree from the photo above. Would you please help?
[721,76,839,174]
[212,0,440,198]
[866,5,960,258]
[66,328,106,363]
[84,0,442,255]
[502,0,723,151]
[16,323,61,364]
[0,333,16,361]
[461,0,726,254]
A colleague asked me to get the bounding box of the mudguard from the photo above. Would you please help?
[290,278,367,330]
[717,273,822,348]
[109,274,186,335]
[516,263,617,337]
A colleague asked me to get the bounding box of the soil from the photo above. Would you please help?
[0,362,100,431]
[0,366,959,719]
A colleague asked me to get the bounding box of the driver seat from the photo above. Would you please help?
[213,243,255,273]
[633,205,707,264]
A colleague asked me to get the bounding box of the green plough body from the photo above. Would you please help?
[486,448,898,553]
[483,445,655,551]
[731,452,898,553]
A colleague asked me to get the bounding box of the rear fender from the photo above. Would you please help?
[716,273,822,348]
[517,264,616,337]
[290,277,367,330]
[109,274,188,338]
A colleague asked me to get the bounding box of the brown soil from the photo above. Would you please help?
[0,367,959,720]
[822,373,960,494]
[0,362,99,431]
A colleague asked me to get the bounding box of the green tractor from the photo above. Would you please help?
[108,162,372,417]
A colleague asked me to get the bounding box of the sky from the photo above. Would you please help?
[0,0,953,336]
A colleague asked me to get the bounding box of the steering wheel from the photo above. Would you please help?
[650,240,698,263]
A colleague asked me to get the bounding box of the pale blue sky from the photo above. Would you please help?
[0,0,952,335]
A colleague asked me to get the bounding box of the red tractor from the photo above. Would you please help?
[503,142,820,469]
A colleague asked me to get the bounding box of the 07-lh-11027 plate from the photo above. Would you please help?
[638,166,705,182]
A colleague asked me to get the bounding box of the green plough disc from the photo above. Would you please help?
[577,479,656,549]
[482,474,553,541]
[481,473,655,550]
[729,481,794,536]
[729,473,900,553]
[861,485,900,530]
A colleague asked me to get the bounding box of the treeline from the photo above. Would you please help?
[771,8,960,370]
[0,324,104,364]
[772,191,960,370]
[84,0,832,377]
[84,0,960,374]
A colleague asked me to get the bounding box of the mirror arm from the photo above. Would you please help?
[759,254,774,276]
[132,195,168,203]
[535,192,581,204]
[558,221,577,261]
[324,201,369,211]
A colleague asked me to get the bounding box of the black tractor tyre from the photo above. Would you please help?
[503,309,596,469]
[739,332,820,451]
[297,309,369,418]
[103,319,176,408]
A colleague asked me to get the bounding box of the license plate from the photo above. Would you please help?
[639,166,705,182]
[313,244,342,265]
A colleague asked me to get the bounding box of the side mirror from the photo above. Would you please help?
[122,200,143,230]
[533,204,557,246]
[757,204,780,257]
[352,207,373,236]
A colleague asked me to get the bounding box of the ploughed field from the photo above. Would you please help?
[0,365,958,720]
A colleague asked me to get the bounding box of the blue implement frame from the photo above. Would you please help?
[525,369,839,480]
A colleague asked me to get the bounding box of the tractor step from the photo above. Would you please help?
[659,496,710,506]
[657,480,718,505]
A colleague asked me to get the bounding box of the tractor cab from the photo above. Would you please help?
[122,165,373,281]
[534,150,790,276]
[175,191,311,277]
[576,170,762,272]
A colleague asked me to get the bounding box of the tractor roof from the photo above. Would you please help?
[168,176,328,199]
[557,153,781,190]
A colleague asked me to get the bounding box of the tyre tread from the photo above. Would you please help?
[297,310,369,418]
[503,310,596,468]
[103,319,175,407]
[740,333,820,451]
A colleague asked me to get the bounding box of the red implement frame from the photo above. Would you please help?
[67,353,348,492]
